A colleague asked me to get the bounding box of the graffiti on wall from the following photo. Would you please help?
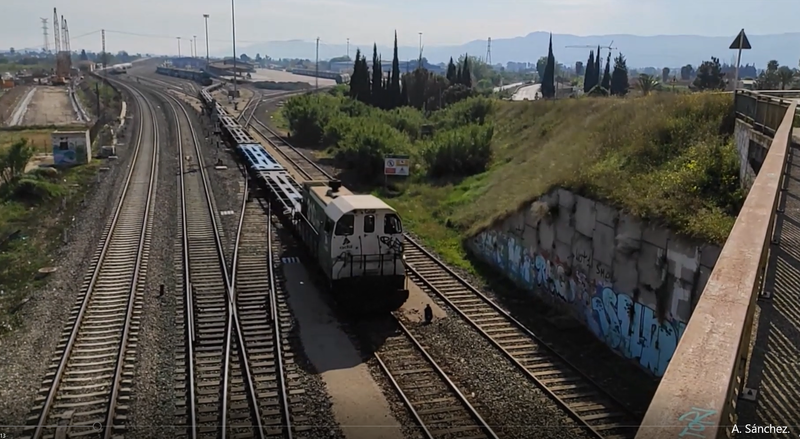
[472,228,687,377]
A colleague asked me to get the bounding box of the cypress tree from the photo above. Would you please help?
[584,51,595,93]
[610,52,629,96]
[400,76,409,106]
[600,52,612,91]
[446,57,457,83]
[390,31,402,109]
[541,34,556,99]
[371,44,383,108]
[594,46,601,87]
[461,55,472,88]
[358,55,370,103]
[349,49,362,99]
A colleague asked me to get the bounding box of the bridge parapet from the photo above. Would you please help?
[634,91,797,439]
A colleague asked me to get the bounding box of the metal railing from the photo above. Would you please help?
[634,90,797,439]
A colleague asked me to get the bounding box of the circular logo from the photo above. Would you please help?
[387,160,395,167]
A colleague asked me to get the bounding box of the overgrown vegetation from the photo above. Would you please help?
[283,89,494,184]
[0,137,100,334]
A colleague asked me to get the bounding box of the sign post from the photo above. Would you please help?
[384,154,411,189]
[729,29,752,90]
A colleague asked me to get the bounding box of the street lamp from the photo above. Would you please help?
[315,37,319,92]
[177,36,181,57]
[203,14,210,70]
[231,0,238,100]
[193,35,197,58]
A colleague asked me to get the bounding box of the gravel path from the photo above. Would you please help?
[124,86,182,439]
[0,92,138,435]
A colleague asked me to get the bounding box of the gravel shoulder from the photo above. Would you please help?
[123,84,181,439]
[0,90,138,433]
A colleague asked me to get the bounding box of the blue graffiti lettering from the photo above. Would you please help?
[472,227,688,377]
[678,407,717,438]
[592,285,687,377]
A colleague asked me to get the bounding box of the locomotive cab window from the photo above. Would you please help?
[363,215,375,234]
[335,214,354,236]
[384,214,402,234]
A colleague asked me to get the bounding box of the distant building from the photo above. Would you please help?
[171,57,205,69]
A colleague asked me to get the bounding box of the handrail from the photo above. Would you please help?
[635,91,797,439]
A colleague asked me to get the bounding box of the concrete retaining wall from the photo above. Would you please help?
[466,188,721,377]
[734,118,772,189]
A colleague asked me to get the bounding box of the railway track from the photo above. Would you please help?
[403,240,641,439]
[245,109,642,438]
[366,317,499,439]
[247,118,327,181]
[231,181,305,438]
[167,91,252,439]
[164,90,298,439]
[22,81,158,439]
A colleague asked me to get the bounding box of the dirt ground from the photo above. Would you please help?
[21,86,78,126]
[0,129,53,153]
[0,86,30,126]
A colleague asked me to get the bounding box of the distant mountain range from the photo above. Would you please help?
[239,31,800,69]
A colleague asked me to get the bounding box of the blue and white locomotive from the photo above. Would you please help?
[198,84,408,315]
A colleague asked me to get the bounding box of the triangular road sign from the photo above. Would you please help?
[729,29,752,50]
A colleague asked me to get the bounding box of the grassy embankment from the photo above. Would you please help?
[280,88,742,273]
[0,126,106,334]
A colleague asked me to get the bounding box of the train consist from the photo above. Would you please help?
[199,83,408,315]
[156,65,213,86]
[288,68,350,84]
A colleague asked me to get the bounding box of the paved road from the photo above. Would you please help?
[492,82,525,93]
[511,83,541,101]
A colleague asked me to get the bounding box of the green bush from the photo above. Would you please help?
[282,94,341,144]
[432,96,494,130]
[334,121,410,182]
[378,106,426,141]
[7,178,64,203]
[423,124,494,178]
[322,115,360,148]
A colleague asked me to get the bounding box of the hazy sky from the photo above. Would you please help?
[4,0,800,55]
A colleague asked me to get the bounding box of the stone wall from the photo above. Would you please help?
[734,119,771,189]
[466,188,721,377]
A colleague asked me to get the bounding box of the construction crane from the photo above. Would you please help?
[62,18,72,73]
[565,41,617,73]
[51,8,67,85]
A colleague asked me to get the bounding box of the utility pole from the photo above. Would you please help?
[203,14,210,70]
[177,37,181,57]
[486,37,492,65]
[193,36,197,57]
[40,18,49,53]
[418,32,423,68]
[315,37,319,92]
[101,29,107,76]
[231,0,238,99]
[346,38,349,59]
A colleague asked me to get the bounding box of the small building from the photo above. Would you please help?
[52,130,91,166]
